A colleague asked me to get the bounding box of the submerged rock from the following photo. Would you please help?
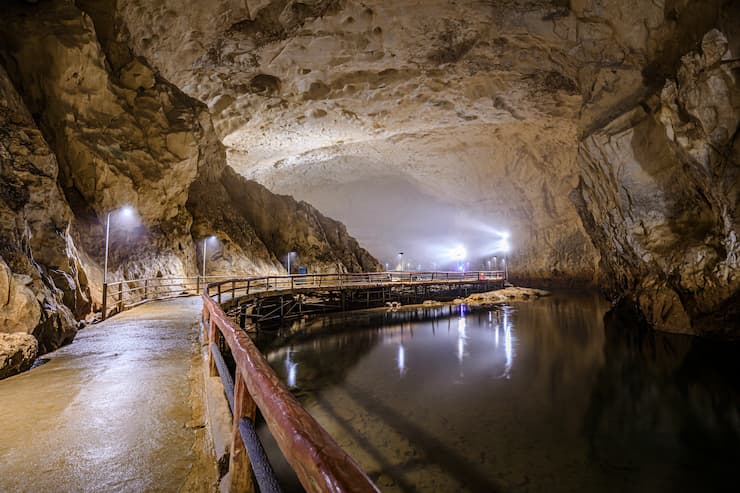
[0,333,38,380]
[465,287,551,305]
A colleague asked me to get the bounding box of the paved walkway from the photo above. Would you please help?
[0,297,209,493]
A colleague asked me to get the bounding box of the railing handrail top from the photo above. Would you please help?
[203,295,380,492]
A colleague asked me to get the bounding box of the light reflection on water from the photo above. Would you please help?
[260,294,740,493]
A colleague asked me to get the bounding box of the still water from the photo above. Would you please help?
[258,293,740,492]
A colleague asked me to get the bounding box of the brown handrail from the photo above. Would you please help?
[102,270,506,319]
[203,292,380,493]
[199,270,505,491]
[100,270,503,489]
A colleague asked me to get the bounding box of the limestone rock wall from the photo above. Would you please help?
[104,0,737,336]
[108,0,599,283]
[0,0,379,376]
[1,0,737,341]
[0,63,80,354]
[573,29,739,337]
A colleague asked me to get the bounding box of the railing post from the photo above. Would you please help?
[118,283,124,312]
[232,280,236,300]
[228,371,256,493]
[196,275,200,295]
[218,283,222,304]
[208,317,220,377]
[101,283,108,321]
[291,276,294,290]
[246,279,250,295]
[144,279,149,300]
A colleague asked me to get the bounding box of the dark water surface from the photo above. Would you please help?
[258,293,740,492]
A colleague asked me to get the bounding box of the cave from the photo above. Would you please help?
[0,0,738,492]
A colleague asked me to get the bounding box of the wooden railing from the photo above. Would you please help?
[200,271,503,492]
[203,293,380,493]
[102,270,503,491]
[203,270,505,305]
[101,275,233,320]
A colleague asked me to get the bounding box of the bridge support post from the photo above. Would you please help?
[239,305,247,328]
[228,371,256,493]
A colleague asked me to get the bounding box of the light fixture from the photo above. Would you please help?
[202,235,217,277]
[103,205,137,284]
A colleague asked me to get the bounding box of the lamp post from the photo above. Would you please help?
[287,251,296,274]
[102,205,135,320]
[203,236,217,277]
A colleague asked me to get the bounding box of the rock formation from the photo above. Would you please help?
[100,0,737,336]
[0,63,80,355]
[0,0,378,378]
[573,28,739,337]
[0,0,737,374]
[0,332,38,380]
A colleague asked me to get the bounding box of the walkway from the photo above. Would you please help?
[0,297,212,493]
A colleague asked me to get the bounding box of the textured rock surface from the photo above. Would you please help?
[0,63,80,353]
[573,29,739,336]
[0,0,738,340]
[104,0,737,335]
[465,286,551,305]
[0,0,378,375]
[0,332,38,380]
[109,0,597,281]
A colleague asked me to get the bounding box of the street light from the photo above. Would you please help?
[287,251,296,274]
[102,205,135,320]
[398,252,404,271]
[103,205,135,284]
[202,236,217,277]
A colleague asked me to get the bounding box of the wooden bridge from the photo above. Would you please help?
[102,271,505,492]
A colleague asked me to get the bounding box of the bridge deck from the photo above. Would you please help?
[0,297,211,493]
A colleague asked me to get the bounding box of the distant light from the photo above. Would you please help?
[450,245,467,260]
[120,205,135,217]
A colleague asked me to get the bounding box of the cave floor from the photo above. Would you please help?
[0,297,212,493]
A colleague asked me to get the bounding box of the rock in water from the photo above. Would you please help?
[0,333,38,380]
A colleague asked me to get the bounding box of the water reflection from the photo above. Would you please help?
[284,349,297,388]
[395,344,404,376]
[260,294,740,493]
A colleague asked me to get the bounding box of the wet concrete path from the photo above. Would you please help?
[0,297,207,493]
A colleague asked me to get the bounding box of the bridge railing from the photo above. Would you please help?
[101,275,233,320]
[202,283,381,493]
[102,270,506,319]
[200,270,503,492]
[100,270,503,491]
[203,270,505,304]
